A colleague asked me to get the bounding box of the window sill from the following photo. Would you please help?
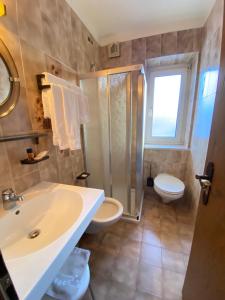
[144,144,190,151]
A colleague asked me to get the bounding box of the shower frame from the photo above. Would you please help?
[79,64,146,220]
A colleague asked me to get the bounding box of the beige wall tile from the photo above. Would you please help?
[146,35,162,59]
[0,0,18,34]
[0,87,32,134]
[20,39,46,91]
[40,0,58,21]
[41,12,60,59]
[14,171,41,194]
[57,0,73,66]
[17,0,44,50]
[0,143,12,184]
[162,32,178,55]
[193,28,202,52]
[132,37,146,64]
[177,30,194,53]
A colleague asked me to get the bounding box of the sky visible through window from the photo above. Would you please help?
[152,74,182,137]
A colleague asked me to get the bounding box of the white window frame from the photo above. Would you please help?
[145,65,189,146]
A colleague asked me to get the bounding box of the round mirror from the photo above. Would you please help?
[0,56,12,106]
[0,39,20,118]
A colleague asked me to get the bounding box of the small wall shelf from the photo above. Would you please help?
[0,131,49,144]
[76,172,90,180]
[20,155,49,165]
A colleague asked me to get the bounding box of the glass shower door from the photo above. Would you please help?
[81,71,133,216]
[109,73,131,214]
[81,77,111,195]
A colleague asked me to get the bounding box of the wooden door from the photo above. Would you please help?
[183,11,225,300]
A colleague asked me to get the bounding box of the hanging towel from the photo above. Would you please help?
[40,72,89,150]
[41,88,51,119]
[46,247,90,300]
[61,86,81,150]
[48,84,68,150]
[78,93,89,124]
[42,72,89,124]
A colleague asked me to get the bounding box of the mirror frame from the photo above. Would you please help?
[0,39,20,118]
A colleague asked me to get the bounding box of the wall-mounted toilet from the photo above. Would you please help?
[154,173,185,203]
[86,197,123,234]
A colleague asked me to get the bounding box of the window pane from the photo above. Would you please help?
[152,75,181,137]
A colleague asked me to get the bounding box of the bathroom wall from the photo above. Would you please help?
[100,28,202,69]
[0,0,100,197]
[144,148,189,188]
[100,30,202,197]
[185,0,224,211]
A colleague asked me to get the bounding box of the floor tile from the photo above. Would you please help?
[133,291,161,300]
[108,220,126,236]
[161,219,178,235]
[90,249,115,279]
[162,249,186,273]
[176,213,195,225]
[123,222,143,242]
[98,232,122,255]
[162,269,184,300]
[112,255,139,287]
[179,234,193,255]
[137,262,163,298]
[144,206,160,219]
[79,232,103,251]
[140,243,162,267]
[143,217,161,232]
[142,228,161,247]
[120,239,141,261]
[178,223,194,236]
[107,280,136,300]
[160,232,182,252]
[79,192,195,300]
[90,274,110,300]
[183,254,190,270]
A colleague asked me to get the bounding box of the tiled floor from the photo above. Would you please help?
[80,191,195,300]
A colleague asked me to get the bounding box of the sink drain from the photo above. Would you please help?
[28,229,40,239]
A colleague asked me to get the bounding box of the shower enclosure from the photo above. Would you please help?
[80,65,146,220]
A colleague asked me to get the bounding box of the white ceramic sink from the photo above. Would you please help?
[0,188,83,259]
[0,182,104,300]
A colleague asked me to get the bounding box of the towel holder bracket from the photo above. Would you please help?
[36,74,51,90]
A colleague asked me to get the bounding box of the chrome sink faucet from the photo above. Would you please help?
[1,188,24,210]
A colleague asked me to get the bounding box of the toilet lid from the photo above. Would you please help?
[154,173,185,195]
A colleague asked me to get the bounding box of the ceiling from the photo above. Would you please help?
[66,0,216,46]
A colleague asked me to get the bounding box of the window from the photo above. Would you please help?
[145,66,189,146]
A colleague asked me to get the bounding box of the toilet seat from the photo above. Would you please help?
[154,173,185,195]
[86,197,123,234]
[154,173,185,203]
[93,197,123,223]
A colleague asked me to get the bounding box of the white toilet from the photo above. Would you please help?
[154,173,185,203]
[86,197,123,234]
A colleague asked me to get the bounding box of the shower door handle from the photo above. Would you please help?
[195,162,214,205]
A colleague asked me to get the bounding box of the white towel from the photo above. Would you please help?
[78,93,89,124]
[46,247,90,300]
[61,86,81,150]
[48,85,68,150]
[42,72,89,124]
[41,89,51,119]
[41,72,89,150]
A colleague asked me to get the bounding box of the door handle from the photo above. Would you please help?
[195,162,214,205]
